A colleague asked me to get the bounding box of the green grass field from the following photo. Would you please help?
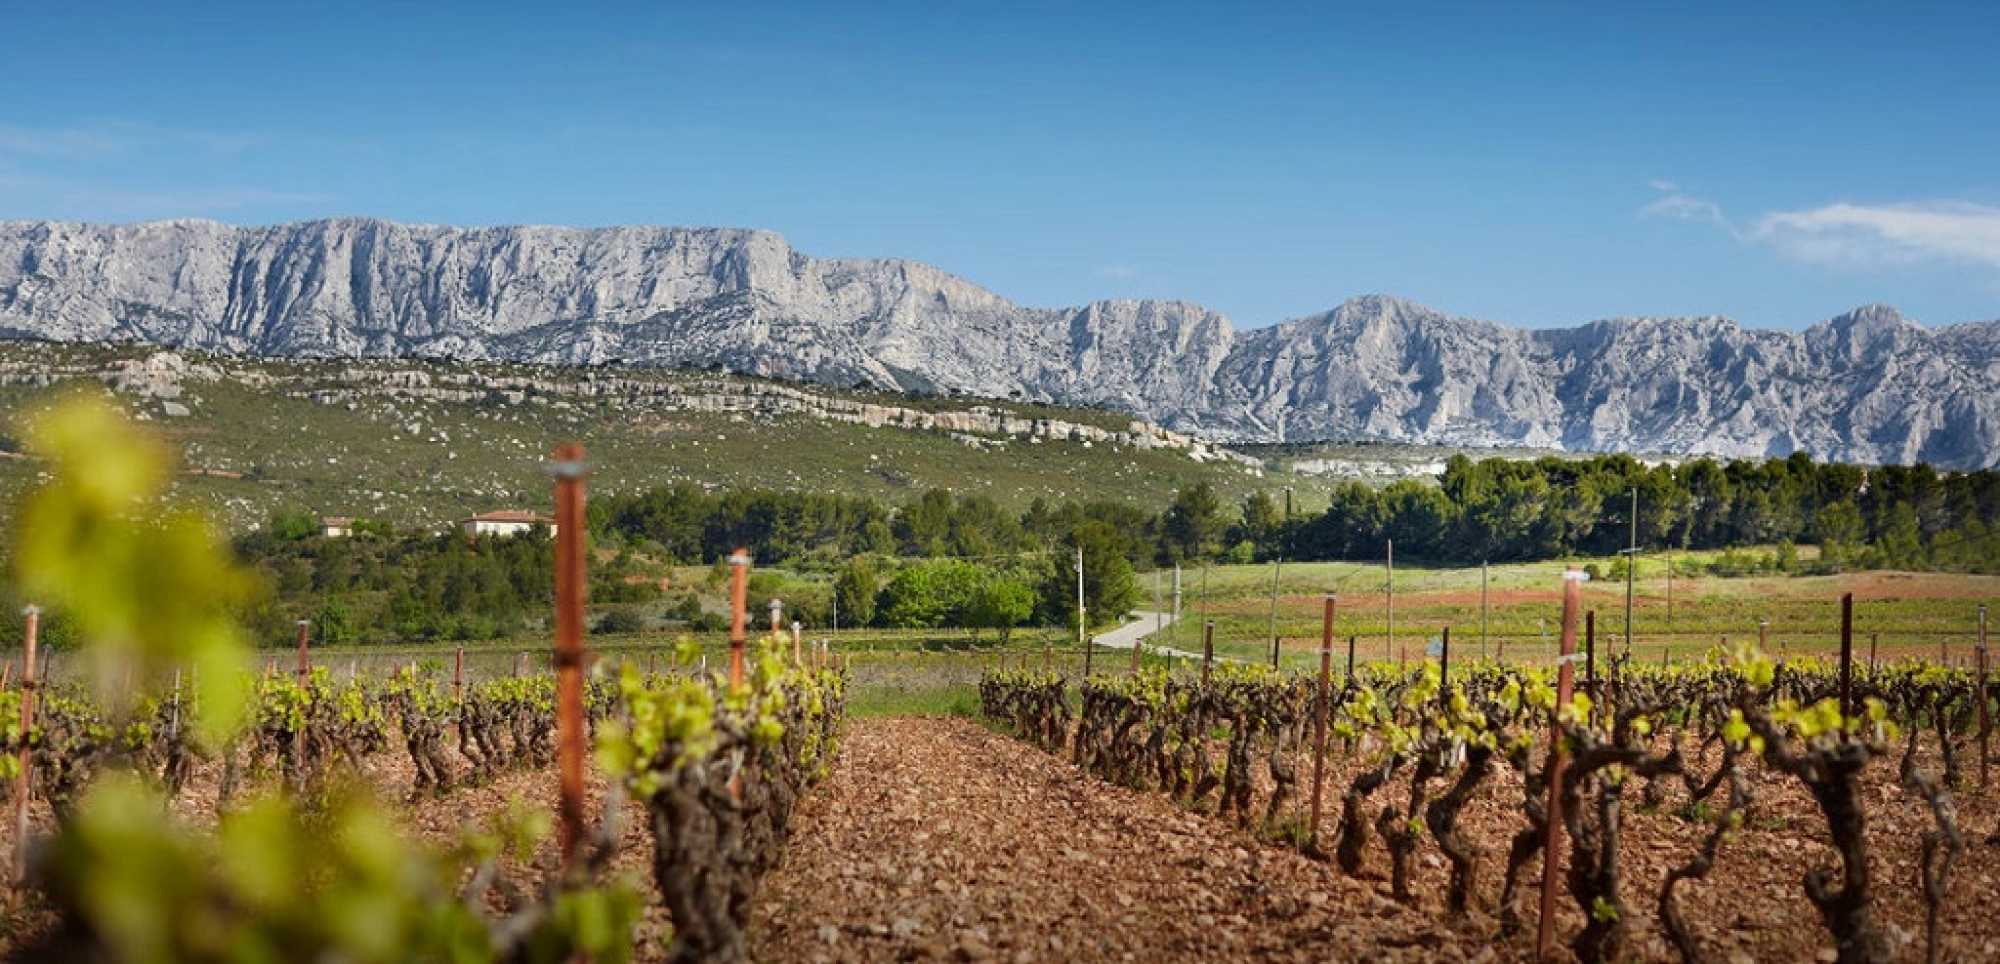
[1176,553,1999,668]
[220,553,1995,729]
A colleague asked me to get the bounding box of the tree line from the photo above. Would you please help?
[590,451,2000,574]
[9,450,1980,649]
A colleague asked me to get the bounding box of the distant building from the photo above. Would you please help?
[320,517,354,538]
[461,510,556,539]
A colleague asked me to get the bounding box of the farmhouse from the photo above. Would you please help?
[319,516,354,538]
[461,510,557,538]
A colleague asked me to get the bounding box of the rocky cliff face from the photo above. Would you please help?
[3,218,1995,467]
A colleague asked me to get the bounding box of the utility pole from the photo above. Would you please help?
[1386,538,1395,665]
[1268,558,1282,669]
[1624,487,1638,657]
[1077,546,1089,678]
[1173,565,1182,646]
[1481,559,1490,661]
[1284,488,1295,583]
[1269,486,1290,670]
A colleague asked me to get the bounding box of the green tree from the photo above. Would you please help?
[1813,500,1864,551]
[313,602,357,646]
[1235,490,1281,560]
[878,560,982,628]
[268,508,318,541]
[967,577,1036,643]
[834,558,879,628]
[1040,522,1140,631]
[593,608,647,635]
[1877,503,1927,569]
[1161,482,1226,563]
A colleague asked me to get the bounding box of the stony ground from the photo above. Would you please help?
[5,713,1996,962]
[751,716,2000,964]
[752,716,1494,963]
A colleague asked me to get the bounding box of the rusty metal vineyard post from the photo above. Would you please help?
[1201,621,1214,687]
[551,442,589,877]
[295,618,310,685]
[292,617,311,797]
[1840,594,1855,720]
[1310,594,1335,845]
[12,605,39,896]
[1584,611,1596,728]
[1979,604,1989,789]
[1439,626,1451,698]
[1537,567,1585,961]
[728,548,750,688]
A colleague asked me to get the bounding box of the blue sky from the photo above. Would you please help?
[3,1,1998,330]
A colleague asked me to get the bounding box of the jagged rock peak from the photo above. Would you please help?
[0,217,1995,468]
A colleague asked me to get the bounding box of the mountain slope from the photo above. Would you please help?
[2,217,1995,467]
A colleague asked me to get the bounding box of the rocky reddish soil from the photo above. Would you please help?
[754,716,2000,964]
[5,714,1994,962]
[752,717,1485,963]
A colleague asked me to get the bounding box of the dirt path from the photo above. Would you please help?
[751,716,1482,963]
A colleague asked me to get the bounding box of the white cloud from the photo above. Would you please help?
[1098,264,1136,281]
[1747,201,2000,269]
[1637,182,2000,272]
[1640,193,1727,226]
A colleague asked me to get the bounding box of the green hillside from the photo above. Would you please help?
[0,341,1347,532]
